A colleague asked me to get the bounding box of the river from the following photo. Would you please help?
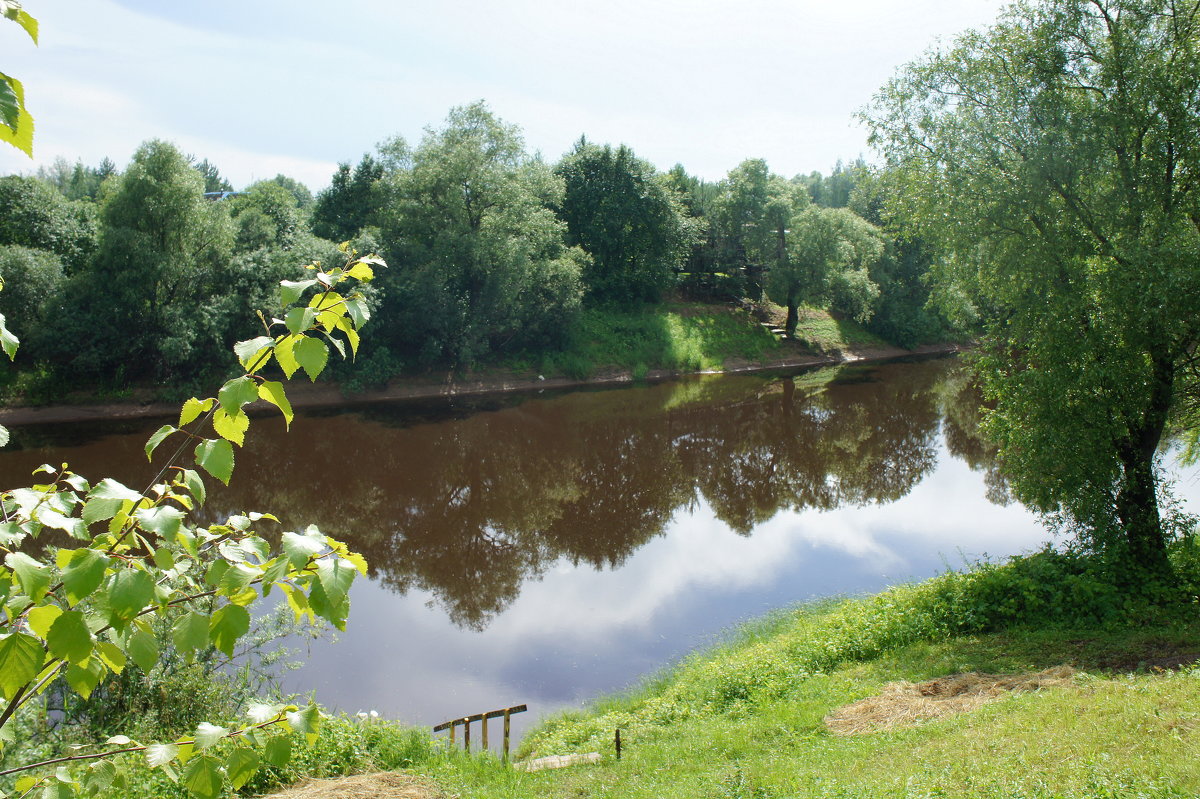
[3,357,1196,745]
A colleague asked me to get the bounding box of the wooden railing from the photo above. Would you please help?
[433,704,527,761]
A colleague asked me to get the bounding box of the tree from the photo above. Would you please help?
[53,140,236,378]
[192,158,233,195]
[311,155,384,242]
[554,140,694,304]
[864,0,1200,582]
[765,206,883,337]
[0,249,381,797]
[375,102,586,365]
[714,159,807,299]
[0,176,97,272]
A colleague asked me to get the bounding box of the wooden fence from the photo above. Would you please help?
[433,704,527,761]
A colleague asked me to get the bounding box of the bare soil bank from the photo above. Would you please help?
[0,343,964,426]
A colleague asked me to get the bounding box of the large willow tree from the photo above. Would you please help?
[865,0,1200,583]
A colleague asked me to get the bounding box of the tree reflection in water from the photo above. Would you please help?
[0,357,1004,631]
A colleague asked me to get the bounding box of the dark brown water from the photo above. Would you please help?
[5,358,1190,742]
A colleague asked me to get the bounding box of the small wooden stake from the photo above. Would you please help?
[615,728,622,760]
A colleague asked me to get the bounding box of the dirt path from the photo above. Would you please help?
[0,343,963,426]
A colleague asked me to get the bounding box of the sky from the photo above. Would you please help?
[0,0,1007,191]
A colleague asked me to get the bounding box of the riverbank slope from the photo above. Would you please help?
[0,303,962,426]
[416,546,1200,799]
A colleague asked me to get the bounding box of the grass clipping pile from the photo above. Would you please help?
[266,772,444,799]
[825,666,1075,736]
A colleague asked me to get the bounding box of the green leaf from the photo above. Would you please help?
[62,549,108,605]
[145,743,179,768]
[0,632,44,699]
[89,478,143,503]
[194,439,234,485]
[0,310,18,359]
[281,530,325,568]
[217,563,257,600]
[316,557,356,606]
[107,570,155,622]
[234,336,274,372]
[286,704,321,737]
[0,73,32,157]
[218,376,258,416]
[280,278,317,307]
[346,261,375,281]
[145,425,177,462]
[262,734,292,768]
[225,748,260,791]
[26,604,62,639]
[0,424,9,447]
[284,306,316,335]
[126,628,159,673]
[46,610,93,666]
[96,641,126,674]
[293,336,329,381]
[209,604,249,657]
[6,552,49,600]
[171,612,209,656]
[7,7,37,43]
[274,334,302,378]
[65,658,104,699]
[83,760,117,795]
[0,75,19,134]
[134,506,185,540]
[307,577,349,630]
[257,381,294,429]
[179,397,215,428]
[193,722,228,751]
[181,469,206,507]
[344,296,371,328]
[212,408,249,447]
[40,780,74,799]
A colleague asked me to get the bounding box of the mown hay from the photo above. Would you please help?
[825,666,1076,736]
[264,771,444,799]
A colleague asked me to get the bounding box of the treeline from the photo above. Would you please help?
[0,101,952,391]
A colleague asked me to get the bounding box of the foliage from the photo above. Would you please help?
[863,0,1200,582]
[765,206,883,336]
[311,155,384,243]
[35,158,117,202]
[0,176,97,273]
[46,140,237,379]
[0,1,36,157]
[0,245,63,338]
[0,247,383,797]
[554,140,695,305]
[375,102,587,365]
[713,159,808,300]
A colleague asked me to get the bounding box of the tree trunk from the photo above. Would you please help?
[785,295,799,339]
[1113,353,1176,587]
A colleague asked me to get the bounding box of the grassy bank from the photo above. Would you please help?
[414,544,1200,799]
[522,302,886,381]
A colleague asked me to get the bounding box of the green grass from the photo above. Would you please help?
[787,305,890,353]
[409,545,1200,799]
[534,304,783,379]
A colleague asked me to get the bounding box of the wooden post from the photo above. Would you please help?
[482,716,489,751]
[503,709,512,762]
[463,717,470,752]
[615,728,622,760]
[450,722,456,747]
